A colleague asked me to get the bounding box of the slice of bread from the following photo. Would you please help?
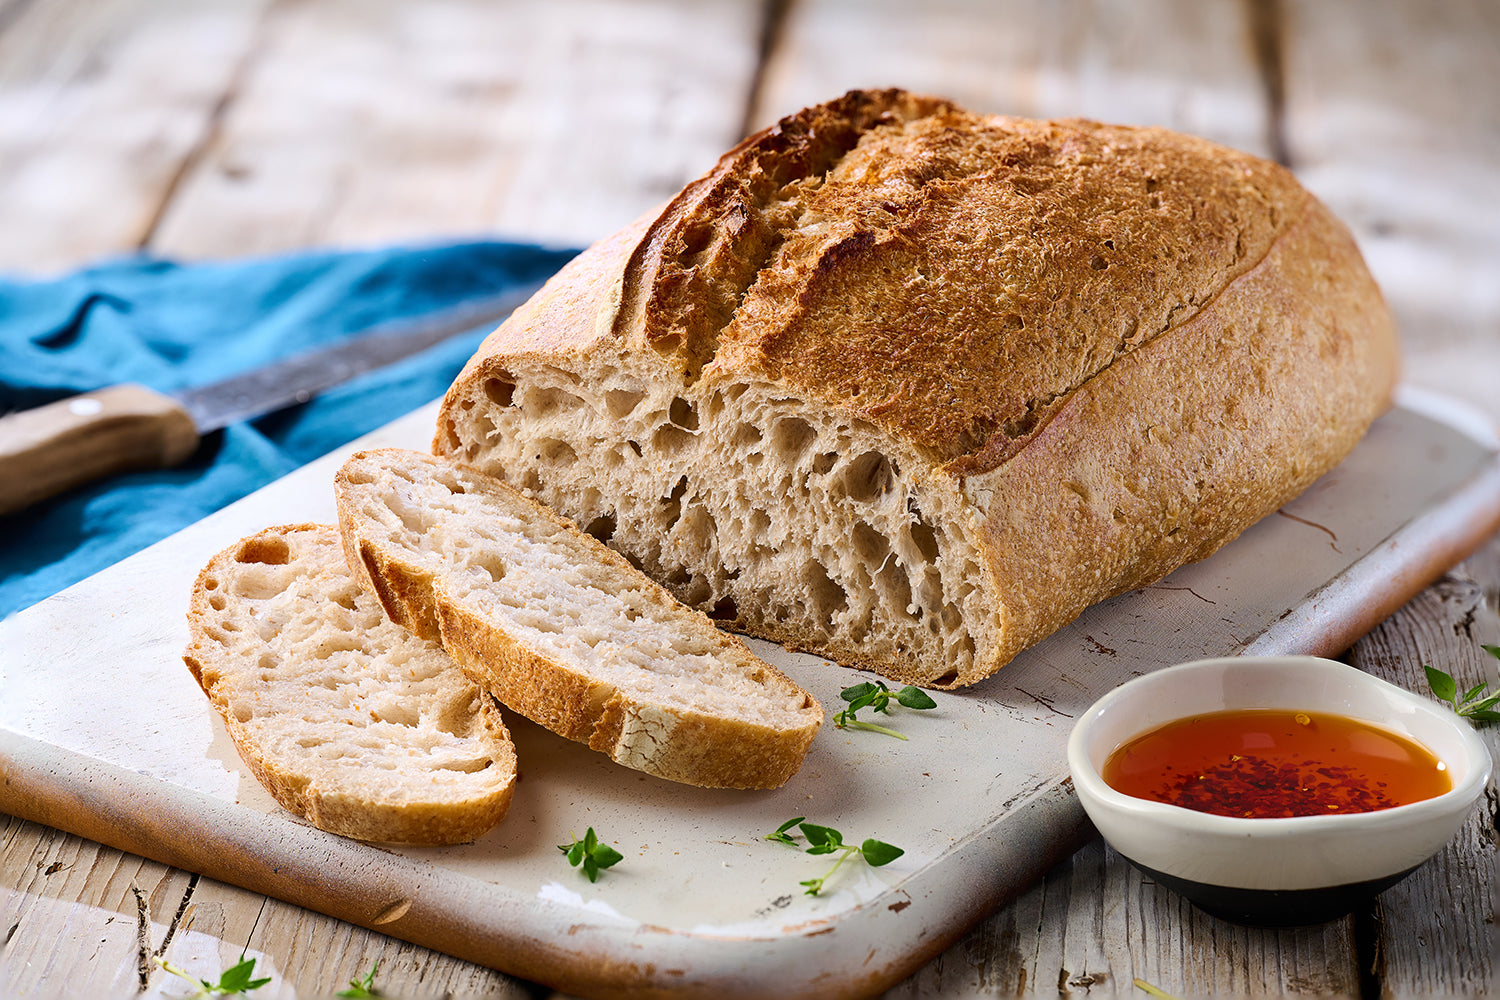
[184,523,517,845]
[334,448,823,790]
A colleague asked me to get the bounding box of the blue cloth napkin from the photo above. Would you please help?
[0,241,577,618]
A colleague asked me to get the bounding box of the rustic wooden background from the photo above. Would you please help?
[2,0,1496,996]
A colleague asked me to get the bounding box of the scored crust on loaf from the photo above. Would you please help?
[434,88,1399,688]
[334,448,823,790]
[183,523,517,845]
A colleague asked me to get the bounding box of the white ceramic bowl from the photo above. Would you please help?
[1068,655,1493,925]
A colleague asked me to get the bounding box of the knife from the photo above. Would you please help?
[0,281,543,516]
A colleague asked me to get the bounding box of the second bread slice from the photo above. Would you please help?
[334,448,824,789]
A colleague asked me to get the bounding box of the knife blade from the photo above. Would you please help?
[0,281,543,515]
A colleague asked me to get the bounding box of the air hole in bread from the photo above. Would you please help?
[731,423,763,447]
[678,221,715,259]
[233,702,253,723]
[841,451,894,502]
[653,424,694,455]
[805,562,848,629]
[437,757,495,774]
[1089,254,1109,270]
[227,569,285,602]
[665,566,712,607]
[536,438,578,466]
[208,593,227,611]
[236,536,291,566]
[876,556,915,621]
[771,417,816,459]
[373,702,421,727]
[662,477,689,528]
[474,413,498,445]
[526,385,582,417]
[626,439,643,458]
[473,549,506,583]
[483,376,516,407]
[585,514,617,543]
[909,517,941,563]
[314,635,362,659]
[709,595,739,621]
[747,508,771,546]
[330,585,359,611]
[606,388,646,419]
[853,521,891,564]
[669,396,699,430]
[932,667,960,687]
[1002,313,1025,331]
[812,452,837,476]
[203,576,219,590]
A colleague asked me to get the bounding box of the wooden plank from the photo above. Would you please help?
[0,816,534,998]
[0,0,270,274]
[1346,538,1500,999]
[751,0,1272,157]
[147,0,763,260]
[1279,0,1500,423]
[880,839,1361,997]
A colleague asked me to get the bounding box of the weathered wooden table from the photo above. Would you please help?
[2,1,1496,996]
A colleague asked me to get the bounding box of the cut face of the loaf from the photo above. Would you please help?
[438,367,989,688]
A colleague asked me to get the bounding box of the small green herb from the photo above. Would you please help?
[335,960,385,998]
[1425,647,1500,724]
[155,954,271,997]
[766,817,904,895]
[833,680,937,739]
[558,827,624,882]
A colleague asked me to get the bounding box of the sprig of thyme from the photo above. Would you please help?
[558,827,624,882]
[833,681,936,739]
[766,817,904,895]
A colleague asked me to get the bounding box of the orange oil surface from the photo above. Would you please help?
[1101,708,1452,818]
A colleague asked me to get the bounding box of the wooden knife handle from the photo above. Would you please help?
[0,384,200,516]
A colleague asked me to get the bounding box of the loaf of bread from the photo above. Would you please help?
[183,524,517,844]
[334,448,823,789]
[432,88,1399,689]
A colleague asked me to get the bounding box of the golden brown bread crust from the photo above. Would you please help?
[435,88,1399,687]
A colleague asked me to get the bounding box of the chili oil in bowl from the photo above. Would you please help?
[1067,655,1492,926]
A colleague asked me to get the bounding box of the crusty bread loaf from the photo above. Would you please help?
[432,88,1400,689]
[183,524,517,844]
[334,448,823,789]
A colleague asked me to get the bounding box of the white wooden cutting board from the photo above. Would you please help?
[2,386,1498,999]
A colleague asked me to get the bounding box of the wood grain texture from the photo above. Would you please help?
[750,0,1273,157]
[0,816,535,999]
[0,0,269,274]
[1,0,1497,996]
[1347,555,1500,1000]
[148,0,763,260]
[1278,0,1500,423]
